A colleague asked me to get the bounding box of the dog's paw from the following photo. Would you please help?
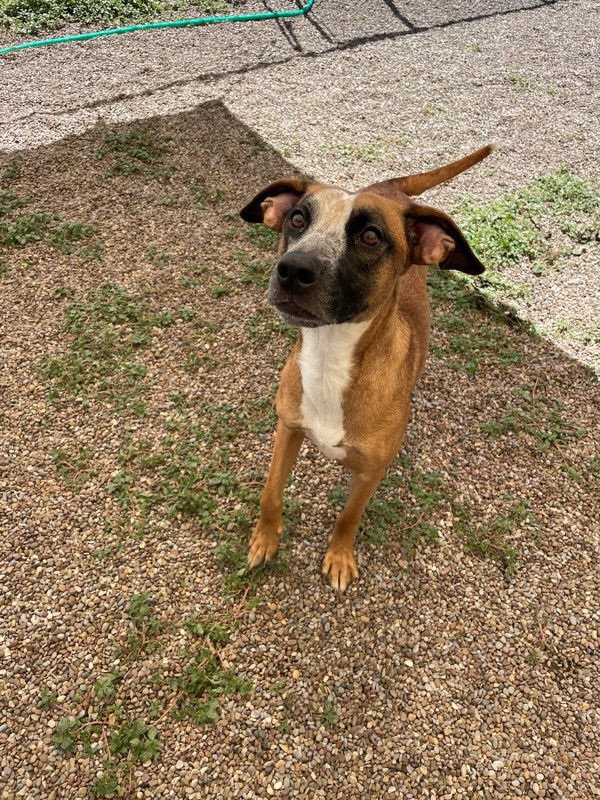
[247,524,281,569]
[322,547,359,592]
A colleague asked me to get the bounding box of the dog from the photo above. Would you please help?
[239,145,494,590]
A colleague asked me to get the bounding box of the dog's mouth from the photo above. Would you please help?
[272,299,323,327]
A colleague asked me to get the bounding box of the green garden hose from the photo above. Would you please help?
[0,0,315,56]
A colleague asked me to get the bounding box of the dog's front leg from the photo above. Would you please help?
[323,466,387,592]
[248,419,304,568]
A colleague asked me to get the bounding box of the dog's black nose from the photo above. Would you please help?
[276,252,321,292]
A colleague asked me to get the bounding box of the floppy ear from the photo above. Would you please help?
[240,178,309,231]
[406,204,484,275]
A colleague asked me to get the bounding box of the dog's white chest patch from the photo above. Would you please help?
[298,320,371,460]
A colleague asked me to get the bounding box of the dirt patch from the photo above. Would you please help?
[1,101,598,799]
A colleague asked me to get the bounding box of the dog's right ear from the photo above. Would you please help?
[240,178,309,231]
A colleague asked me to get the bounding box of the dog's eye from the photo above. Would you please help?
[290,211,305,230]
[360,228,381,246]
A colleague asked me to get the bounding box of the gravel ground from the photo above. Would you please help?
[0,0,599,367]
[1,102,599,799]
[1,2,599,799]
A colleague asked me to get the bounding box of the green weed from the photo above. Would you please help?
[183,350,219,373]
[454,499,538,576]
[1,158,21,183]
[125,591,162,656]
[44,602,249,797]
[98,126,174,180]
[0,0,167,33]
[110,437,236,524]
[93,671,122,703]
[171,613,252,724]
[51,445,95,492]
[509,75,536,91]
[431,309,522,374]
[147,244,170,267]
[421,103,449,118]
[244,225,279,251]
[0,185,97,268]
[455,170,599,275]
[233,249,276,289]
[331,466,445,552]
[43,282,174,412]
[109,717,160,762]
[319,699,339,729]
[211,278,231,298]
[238,131,268,155]
[246,307,296,345]
[37,688,58,709]
[91,764,121,798]
[480,382,587,454]
[319,138,407,166]
[191,185,227,210]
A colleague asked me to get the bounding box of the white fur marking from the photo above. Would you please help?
[298,319,372,460]
[288,189,355,261]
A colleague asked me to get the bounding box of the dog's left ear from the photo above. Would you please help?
[240,178,309,231]
[406,204,484,275]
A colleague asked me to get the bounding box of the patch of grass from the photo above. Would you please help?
[455,169,600,277]
[191,185,227,210]
[238,131,268,155]
[244,225,279,251]
[0,0,168,33]
[319,137,410,167]
[42,282,175,412]
[125,591,163,657]
[509,74,536,91]
[51,445,95,492]
[454,500,535,576]
[246,307,296,345]
[170,613,252,724]
[319,698,339,729]
[234,249,276,289]
[421,103,448,118]
[211,278,232,298]
[147,244,170,267]
[431,307,522,374]
[98,126,174,180]
[480,382,587,454]
[1,181,98,270]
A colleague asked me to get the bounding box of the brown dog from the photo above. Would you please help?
[240,145,494,590]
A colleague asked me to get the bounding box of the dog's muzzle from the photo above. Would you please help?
[269,251,327,327]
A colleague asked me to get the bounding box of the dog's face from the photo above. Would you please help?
[241,176,484,327]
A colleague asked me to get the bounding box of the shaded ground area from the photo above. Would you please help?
[1,0,599,372]
[1,103,599,799]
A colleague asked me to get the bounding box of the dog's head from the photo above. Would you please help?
[240,145,493,327]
